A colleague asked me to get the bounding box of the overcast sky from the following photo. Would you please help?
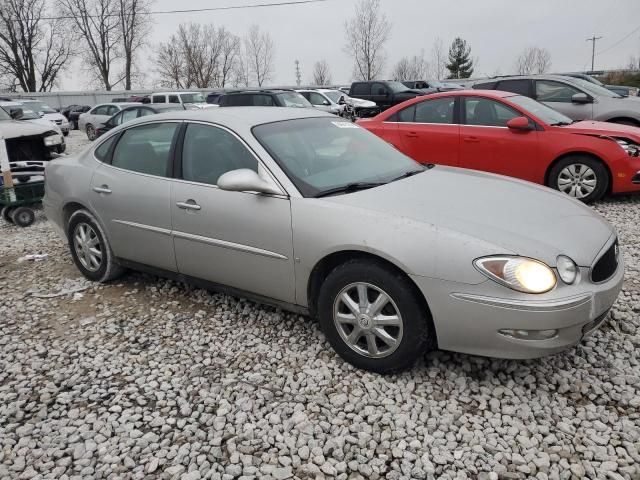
[59,0,640,90]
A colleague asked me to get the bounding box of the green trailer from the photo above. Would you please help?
[0,181,45,227]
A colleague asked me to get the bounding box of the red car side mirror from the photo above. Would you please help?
[507,116,532,131]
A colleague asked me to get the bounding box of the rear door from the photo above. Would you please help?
[459,96,540,181]
[534,79,594,120]
[393,97,460,166]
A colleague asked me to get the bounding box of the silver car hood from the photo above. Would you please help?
[0,119,55,138]
[324,166,613,267]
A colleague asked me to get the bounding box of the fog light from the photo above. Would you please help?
[499,329,558,340]
[556,255,578,284]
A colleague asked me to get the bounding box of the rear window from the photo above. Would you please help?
[472,81,498,90]
[351,83,370,96]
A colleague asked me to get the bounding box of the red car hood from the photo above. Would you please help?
[561,120,640,140]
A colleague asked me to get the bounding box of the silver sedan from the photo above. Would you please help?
[44,107,623,373]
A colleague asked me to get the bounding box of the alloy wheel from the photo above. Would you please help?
[557,163,597,199]
[73,222,102,272]
[86,125,95,140]
[333,282,403,358]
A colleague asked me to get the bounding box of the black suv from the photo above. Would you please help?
[217,89,312,108]
[348,81,423,110]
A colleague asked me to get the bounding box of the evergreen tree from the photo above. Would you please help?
[446,37,474,79]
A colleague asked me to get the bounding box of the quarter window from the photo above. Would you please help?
[94,135,118,161]
[120,108,139,124]
[181,124,257,186]
[414,98,455,124]
[535,80,581,103]
[111,123,178,176]
[464,98,519,127]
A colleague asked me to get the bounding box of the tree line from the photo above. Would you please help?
[1,0,561,93]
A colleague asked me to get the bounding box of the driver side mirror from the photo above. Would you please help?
[10,108,23,120]
[322,100,330,106]
[571,93,592,104]
[218,168,282,195]
[506,116,532,131]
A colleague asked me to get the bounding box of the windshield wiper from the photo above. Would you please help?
[315,182,386,198]
[388,166,433,183]
[550,121,574,126]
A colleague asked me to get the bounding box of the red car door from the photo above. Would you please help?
[392,97,460,166]
[459,96,540,181]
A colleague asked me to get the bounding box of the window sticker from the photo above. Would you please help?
[331,121,360,129]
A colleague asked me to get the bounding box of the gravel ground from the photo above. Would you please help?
[0,130,639,480]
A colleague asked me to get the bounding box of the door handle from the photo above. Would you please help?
[176,200,201,211]
[463,136,480,142]
[405,132,419,138]
[92,185,112,194]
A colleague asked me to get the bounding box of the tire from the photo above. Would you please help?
[86,124,96,141]
[1,206,14,224]
[317,259,435,373]
[11,207,35,227]
[67,209,124,282]
[547,155,609,203]
[73,120,79,130]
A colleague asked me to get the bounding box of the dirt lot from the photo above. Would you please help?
[0,130,639,480]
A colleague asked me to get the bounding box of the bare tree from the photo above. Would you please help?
[244,25,274,86]
[155,37,186,88]
[0,0,72,92]
[218,28,240,87]
[118,0,150,90]
[58,0,122,90]
[515,46,551,75]
[430,37,446,80]
[391,50,428,81]
[344,0,390,80]
[311,60,331,85]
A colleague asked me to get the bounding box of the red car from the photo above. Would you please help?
[357,90,640,202]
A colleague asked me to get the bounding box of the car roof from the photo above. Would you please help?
[224,89,295,95]
[95,102,141,108]
[151,91,200,95]
[119,106,332,130]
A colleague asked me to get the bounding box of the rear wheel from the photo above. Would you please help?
[548,155,608,203]
[1,206,15,224]
[11,207,35,227]
[317,259,435,373]
[86,124,96,141]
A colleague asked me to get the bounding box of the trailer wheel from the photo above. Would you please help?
[1,206,14,224]
[11,207,35,227]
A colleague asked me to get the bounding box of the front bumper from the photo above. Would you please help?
[411,251,624,359]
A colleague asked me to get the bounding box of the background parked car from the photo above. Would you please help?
[358,90,640,203]
[15,99,70,136]
[0,102,65,153]
[557,72,639,98]
[149,91,212,109]
[65,105,91,129]
[79,102,141,140]
[401,80,462,93]
[94,104,186,138]
[472,74,640,126]
[218,89,313,108]
[348,80,423,112]
[296,89,346,115]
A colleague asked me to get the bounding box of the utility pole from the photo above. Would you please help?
[586,35,603,72]
[294,60,302,87]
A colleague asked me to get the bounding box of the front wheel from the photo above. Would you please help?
[11,207,35,227]
[548,156,609,203]
[317,259,435,373]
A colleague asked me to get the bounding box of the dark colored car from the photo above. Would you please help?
[67,105,91,129]
[402,80,462,93]
[348,81,424,111]
[217,90,312,108]
[94,104,187,138]
[206,90,232,105]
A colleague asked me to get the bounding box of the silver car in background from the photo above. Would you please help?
[78,102,141,140]
[44,108,623,372]
[296,89,346,115]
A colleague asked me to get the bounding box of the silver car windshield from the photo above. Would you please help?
[507,95,573,125]
[253,117,424,197]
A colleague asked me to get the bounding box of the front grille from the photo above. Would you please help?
[591,240,618,283]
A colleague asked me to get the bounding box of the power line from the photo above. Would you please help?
[40,0,331,21]
[596,24,640,55]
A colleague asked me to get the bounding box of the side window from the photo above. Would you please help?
[464,98,519,127]
[121,108,139,124]
[496,79,530,96]
[351,83,370,96]
[535,80,581,103]
[226,95,252,106]
[111,123,178,176]
[92,105,108,115]
[252,95,274,106]
[472,81,497,90]
[168,95,180,104]
[152,95,165,103]
[394,105,416,122]
[110,112,124,126]
[371,83,388,96]
[308,92,327,105]
[181,123,258,186]
[94,134,118,161]
[414,98,455,124]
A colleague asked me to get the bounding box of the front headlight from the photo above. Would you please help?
[474,256,556,294]
[556,255,578,284]
[615,139,640,157]
[43,133,62,146]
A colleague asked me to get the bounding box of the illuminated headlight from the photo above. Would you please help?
[616,139,640,157]
[43,133,62,146]
[474,256,556,294]
[556,255,578,284]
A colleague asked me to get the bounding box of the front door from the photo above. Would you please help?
[535,79,594,121]
[89,121,180,271]
[171,122,296,303]
[459,96,539,181]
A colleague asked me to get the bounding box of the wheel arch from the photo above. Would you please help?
[62,202,106,239]
[306,249,437,345]
[544,151,612,194]
[606,117,640,127]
